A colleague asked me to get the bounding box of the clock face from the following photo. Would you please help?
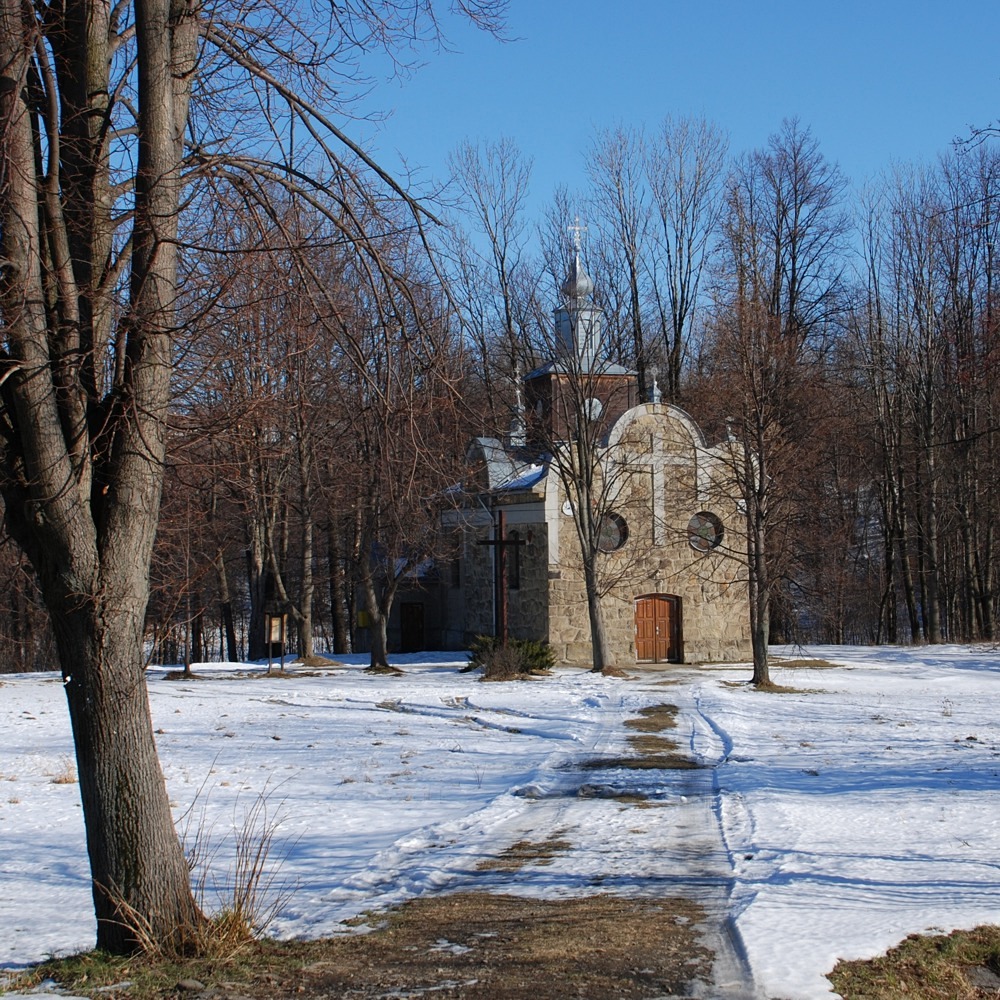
[562,500,574,517]
[584,397,603,421]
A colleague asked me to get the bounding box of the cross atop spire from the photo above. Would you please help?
[567,216,587,254]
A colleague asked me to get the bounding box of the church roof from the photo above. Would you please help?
[561,252,595,300]
[498,463,546,493]
[465,437,546,494]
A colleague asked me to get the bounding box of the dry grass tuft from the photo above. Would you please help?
[291,655,342,668]
[830,925,1000,999]
[187,790,295,956]
[476,835,572,871]
[364,663,405,676]
[750,680,804,693]
[49,755,77,785]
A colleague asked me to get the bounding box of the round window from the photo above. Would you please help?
[598,512,629,553]
[688,512,724,552]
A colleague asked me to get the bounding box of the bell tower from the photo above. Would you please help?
[524,228,637,449]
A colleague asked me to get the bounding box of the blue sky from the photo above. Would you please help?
[352,1,1000,218]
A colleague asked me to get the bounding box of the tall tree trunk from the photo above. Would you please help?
[298,516,314,658]
[878,488,898,644]
[361,575,392,671]
[746,429,770,687]
[357,542,399,672]
[245,532,269,660]
[191,611,204,664]
[215,550,239,661]
[923,421,943,642]
[583,559,614,674]
[748,513,771,686]
[328,521,351,654]
[52,598,202,951]
[0,0,203,954]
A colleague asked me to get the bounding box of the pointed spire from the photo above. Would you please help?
[507,368,527,449]
[562,217,595,301]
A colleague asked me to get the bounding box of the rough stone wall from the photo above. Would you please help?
[458,508,548,646]
[462,517,495,642]
[439,562,467,651]
[506,521,549,643]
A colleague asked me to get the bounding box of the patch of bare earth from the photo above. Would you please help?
[770,658,839,669]
[624,704,679,733]
[584,702,700,771]
[476,834,572,871]
[272,893,713,999]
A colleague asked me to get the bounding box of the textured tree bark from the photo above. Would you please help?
[328,522,352,654]
[50,598,202,951]
[0,0,203,954]
[583,561,614,674]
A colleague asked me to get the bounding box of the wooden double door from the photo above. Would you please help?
[634,594,681,663]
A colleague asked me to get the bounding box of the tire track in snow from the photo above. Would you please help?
[689,683,760,998]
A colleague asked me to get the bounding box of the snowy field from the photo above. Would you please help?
[2,645,1000,999]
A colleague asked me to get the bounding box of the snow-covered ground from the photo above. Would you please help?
[2,645,1000,999]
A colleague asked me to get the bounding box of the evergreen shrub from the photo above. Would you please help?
[466,635,555,680]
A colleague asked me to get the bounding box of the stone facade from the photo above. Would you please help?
[436,251,750,669]
[444,402,751,668]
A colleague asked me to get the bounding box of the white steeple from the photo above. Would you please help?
[554,219,602,371]
[507,375,527,449]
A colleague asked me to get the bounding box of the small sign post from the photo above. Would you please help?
[266,613,286,675]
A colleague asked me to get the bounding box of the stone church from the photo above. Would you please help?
[427,251,752,668]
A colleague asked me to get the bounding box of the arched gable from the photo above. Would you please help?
[605,402,708,451]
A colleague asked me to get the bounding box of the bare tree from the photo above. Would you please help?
[703,120,848,685]
[645,116,729,401]
[447,137,544,417]
[0,0,205,952]
[586,126,654,399]
[333,282,468,672]
[0,0,504,954]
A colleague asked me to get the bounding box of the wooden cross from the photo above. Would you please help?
[477,509,527,643]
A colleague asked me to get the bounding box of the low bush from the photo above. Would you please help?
[467,636,555,681]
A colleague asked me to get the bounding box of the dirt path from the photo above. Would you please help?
[262,674,762,1000]
[17,673,764,1000]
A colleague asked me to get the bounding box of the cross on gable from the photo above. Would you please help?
[611,426,706,546]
